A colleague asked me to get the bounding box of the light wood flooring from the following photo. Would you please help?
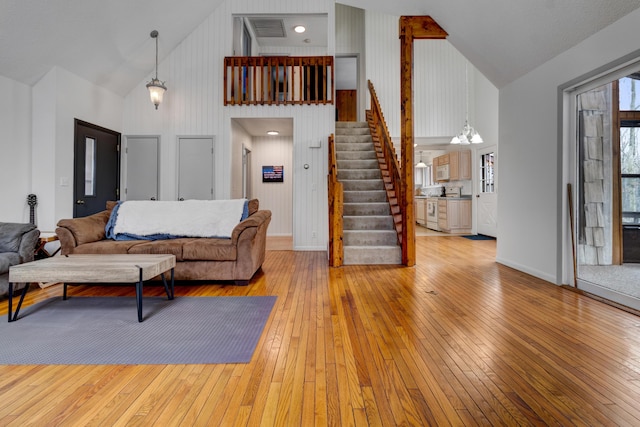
[2,236,640,425]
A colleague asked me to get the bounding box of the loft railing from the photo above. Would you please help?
[328,134,343,266]
[224,56,334,106]
[367,80,403,244]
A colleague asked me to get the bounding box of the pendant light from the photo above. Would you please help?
[146,30,167,110]
[416,151,427,168]
[450,63,483,144]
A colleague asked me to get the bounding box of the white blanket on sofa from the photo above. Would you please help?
[112,199,248,239]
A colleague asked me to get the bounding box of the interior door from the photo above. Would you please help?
[177,136,214,200]
[125,136,159,200]
[335,56,358,121]
[73,120,120,217]
[476,147,497,237]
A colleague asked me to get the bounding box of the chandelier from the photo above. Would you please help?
[146,30,167,110]
[450,63,483,144]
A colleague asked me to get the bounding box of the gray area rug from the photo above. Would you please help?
[0,296,276,365]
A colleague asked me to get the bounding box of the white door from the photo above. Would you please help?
[125,136,159,200]
[476,146,498,237]
[177,136,214,200]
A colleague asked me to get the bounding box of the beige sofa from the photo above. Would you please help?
[55,200,271,285]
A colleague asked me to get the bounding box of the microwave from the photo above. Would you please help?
[436,164,449,181]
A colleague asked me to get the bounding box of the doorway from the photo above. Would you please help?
[573,73,640,310]
[335,56,358,121]
[476,146,497,237]
[73,120,120,217]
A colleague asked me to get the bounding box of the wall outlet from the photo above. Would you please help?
[312,231,317,238]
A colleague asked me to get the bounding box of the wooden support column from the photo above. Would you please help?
[399,16,448,266]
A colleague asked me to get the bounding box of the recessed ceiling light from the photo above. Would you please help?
[294,25,306,33]
[267,130,279,136]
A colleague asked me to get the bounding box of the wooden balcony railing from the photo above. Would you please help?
[328,134,343,267]
[224,56,334,106]
[367,80,403,245]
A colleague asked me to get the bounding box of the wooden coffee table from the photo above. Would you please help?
[7,254,176,322]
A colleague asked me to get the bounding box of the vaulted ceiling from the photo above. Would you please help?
[1,0,639,97]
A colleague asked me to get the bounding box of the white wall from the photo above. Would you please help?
[0,75,31,222]
[251,135,293,236]
[498,8,640,284]
[336,4,366,121]
[32,67,123,231]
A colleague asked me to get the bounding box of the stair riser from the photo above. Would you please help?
[343,216,395,230]
[335,128,370,135]
[336,121,368,129]
[337,160,379,170]
[335,135,372,144]
[343,246,402,265]
[336,151,377,160]
[335,142,374,152]
[338,170,381,180]
[344,231,398,246]
[343,191,388,203]
[342,180,384,191]
[344,203,390,216]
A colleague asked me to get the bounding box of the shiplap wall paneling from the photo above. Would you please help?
[365,11,400,135]
[414,40,467,138]
[336,4,365,121]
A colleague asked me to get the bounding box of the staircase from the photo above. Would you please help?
[335,121,402,265]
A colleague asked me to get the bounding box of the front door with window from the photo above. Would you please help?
[73,120,120,217]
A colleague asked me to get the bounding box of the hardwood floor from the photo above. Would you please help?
[2,236,640,425]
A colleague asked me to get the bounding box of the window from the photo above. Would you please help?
[480,152,495,193]
[619,77,640,225]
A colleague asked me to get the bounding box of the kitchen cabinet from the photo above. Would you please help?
[458,150,471,180]
[415,198,427,225]
[438,198,472,233]
[434,150,471,182]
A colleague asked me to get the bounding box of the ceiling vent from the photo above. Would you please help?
[249,18,287,38]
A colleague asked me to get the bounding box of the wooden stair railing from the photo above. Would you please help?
[224,56,334,106]
[367,80,403,245]
[328,134,343,267]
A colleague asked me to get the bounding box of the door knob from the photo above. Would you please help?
[76,200,85,205]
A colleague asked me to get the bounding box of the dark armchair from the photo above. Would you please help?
[0,222,40,298]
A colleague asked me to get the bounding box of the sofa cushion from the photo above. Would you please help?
[0,223,37,252]
[182,239,237,261]
[72,240,145,254]
[127,238,194,261]
[0,252,21,274]
[57,211,111,245]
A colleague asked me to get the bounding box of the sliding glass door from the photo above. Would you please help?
[575,76,640,310]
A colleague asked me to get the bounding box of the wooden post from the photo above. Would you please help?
[399,16,448,266]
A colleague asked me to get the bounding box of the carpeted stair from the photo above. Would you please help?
[335,121,401,265]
